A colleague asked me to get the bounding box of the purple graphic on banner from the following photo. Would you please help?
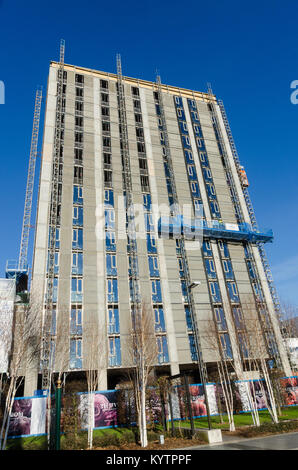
[8,399,32,436]
[94,392,117,427]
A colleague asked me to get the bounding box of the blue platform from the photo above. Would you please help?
[158,216,273,244]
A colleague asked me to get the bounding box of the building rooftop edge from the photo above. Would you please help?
[50,61,217,102]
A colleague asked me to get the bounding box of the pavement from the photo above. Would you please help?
[177,431,298,450]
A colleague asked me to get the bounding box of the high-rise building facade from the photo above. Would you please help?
[25,59,291,394]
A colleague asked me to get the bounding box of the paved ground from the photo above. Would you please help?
[178,431,298,450]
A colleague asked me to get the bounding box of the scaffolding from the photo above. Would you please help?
[207,84,284,368]
[41,39,65,391]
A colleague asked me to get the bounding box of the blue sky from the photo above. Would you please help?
[0,0,297,306]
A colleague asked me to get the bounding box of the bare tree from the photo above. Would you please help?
[125,302,158,447]
[84,324,106,449]
[0,300,41,449]
[205,318,236,431]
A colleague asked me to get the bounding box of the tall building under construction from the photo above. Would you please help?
[23,49,291,394]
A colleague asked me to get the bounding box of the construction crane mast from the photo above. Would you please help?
[41,39,65,391]
[18,87,43,275]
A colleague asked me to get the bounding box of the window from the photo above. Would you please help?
[100,79,108,89]
[209,281,221,303]
[104,170,112,187]
[101,92,109,103]
[149,256,159,277]
[103,136,111,148]
[75,87,83,98]
[75,101,83,113]
[109,336,121,366]
[154,307,166,332]
[106,254,117,276]
[70,307,83,335]
[139,158,147,171]
[75,116,83,127]
[133,100,141,110]
[227,282,239,303]
[147,233,157,253]
[233,307,244,330]
[135,113,142,124]
[73,206,83,226]
[102,121,110,133]
[106,231,116,252]
[219,333,233,359]
[71,277,83,302]
[188,334,198,361]
[214,307,227,331]
[177,108,182,117]
[184,306,193,330]
[72,228,83,250]
[74,148,83,163]
[72,252,83,275]
[107,278,118,302]
[70,338,82,369]
[108,307,120,334]
[140,175,149,191]
[75,74,84,84]
[131,86,139,96]
[157,335,169,363]
[175,96,180,104]
[143,193,151,211]
[73,185,83,205]
[105,208,115,230]
[151,280,162,303]
[101,106,110,117]
[75,131,83,143]
[185,150,193,162]
[137,142,145,153]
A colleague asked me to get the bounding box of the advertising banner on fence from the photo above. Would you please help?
[236,379,269,412]
[8,396,46,437]
[175,383,218,419]
[79,390,118,429]
[281,376,298,405]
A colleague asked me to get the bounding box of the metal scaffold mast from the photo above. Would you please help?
[155,75,209,388]
[207,84,283,367]
[18,87,43,274]
[116,54,142,323]
[41,39,65,391]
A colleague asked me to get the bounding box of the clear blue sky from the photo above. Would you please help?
[0,0,297,306]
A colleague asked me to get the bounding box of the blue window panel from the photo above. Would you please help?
[184,150,194,164]
[72,252,83,275]
[238,333,249,358]
[187,98,196,110]
[179,121,188,134]
[73,206,83,226]
[199,151,209,165]
[209,281,221,303]
[108,307,120,334]
[184,306,193,330]
[205,259,217,279]
[52,278,58,303]
[105,231,116,252]
[218,240,230,258]
[72,228,83,250]
[157,335,169,364]
[220,333,233,359]
[210,201,221,218]
[109,336,121,366]
[214,307,227,331]
[187,165,198,181]
[73,185,83,205]
[203,167,213,182]
[252,282,264,302]
[202,240,213,257]
[147,233,157,254]
[144,213,155,232]
[46,251,59,274]
[143,193,152,211]
[232,307,244,330]
[222,259,234,280]
[164,162,171,179]
[178,258,185,279]
[151,279,162,303]
[71,278,83,302]
[190,181,200,198]
[70,339,82,370]
[188,334,198,361]
[174,96,183,106]
[51,309,57,335]
[206,183,217,200]
[181,280,189,303]
[107,278,118,303]
[182,135,191,149]
[191,111,200,123]
[70,308,83,336]
[243,243,252,259]
[55,228,60,249]
[105,209,115,230]
[154,307,166,332]
[227,282,240,303]
[104,189,114,207]
[246,260,256,280]
[148,256,160,277]
[193,125,203,139]
[106,254,117,276]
